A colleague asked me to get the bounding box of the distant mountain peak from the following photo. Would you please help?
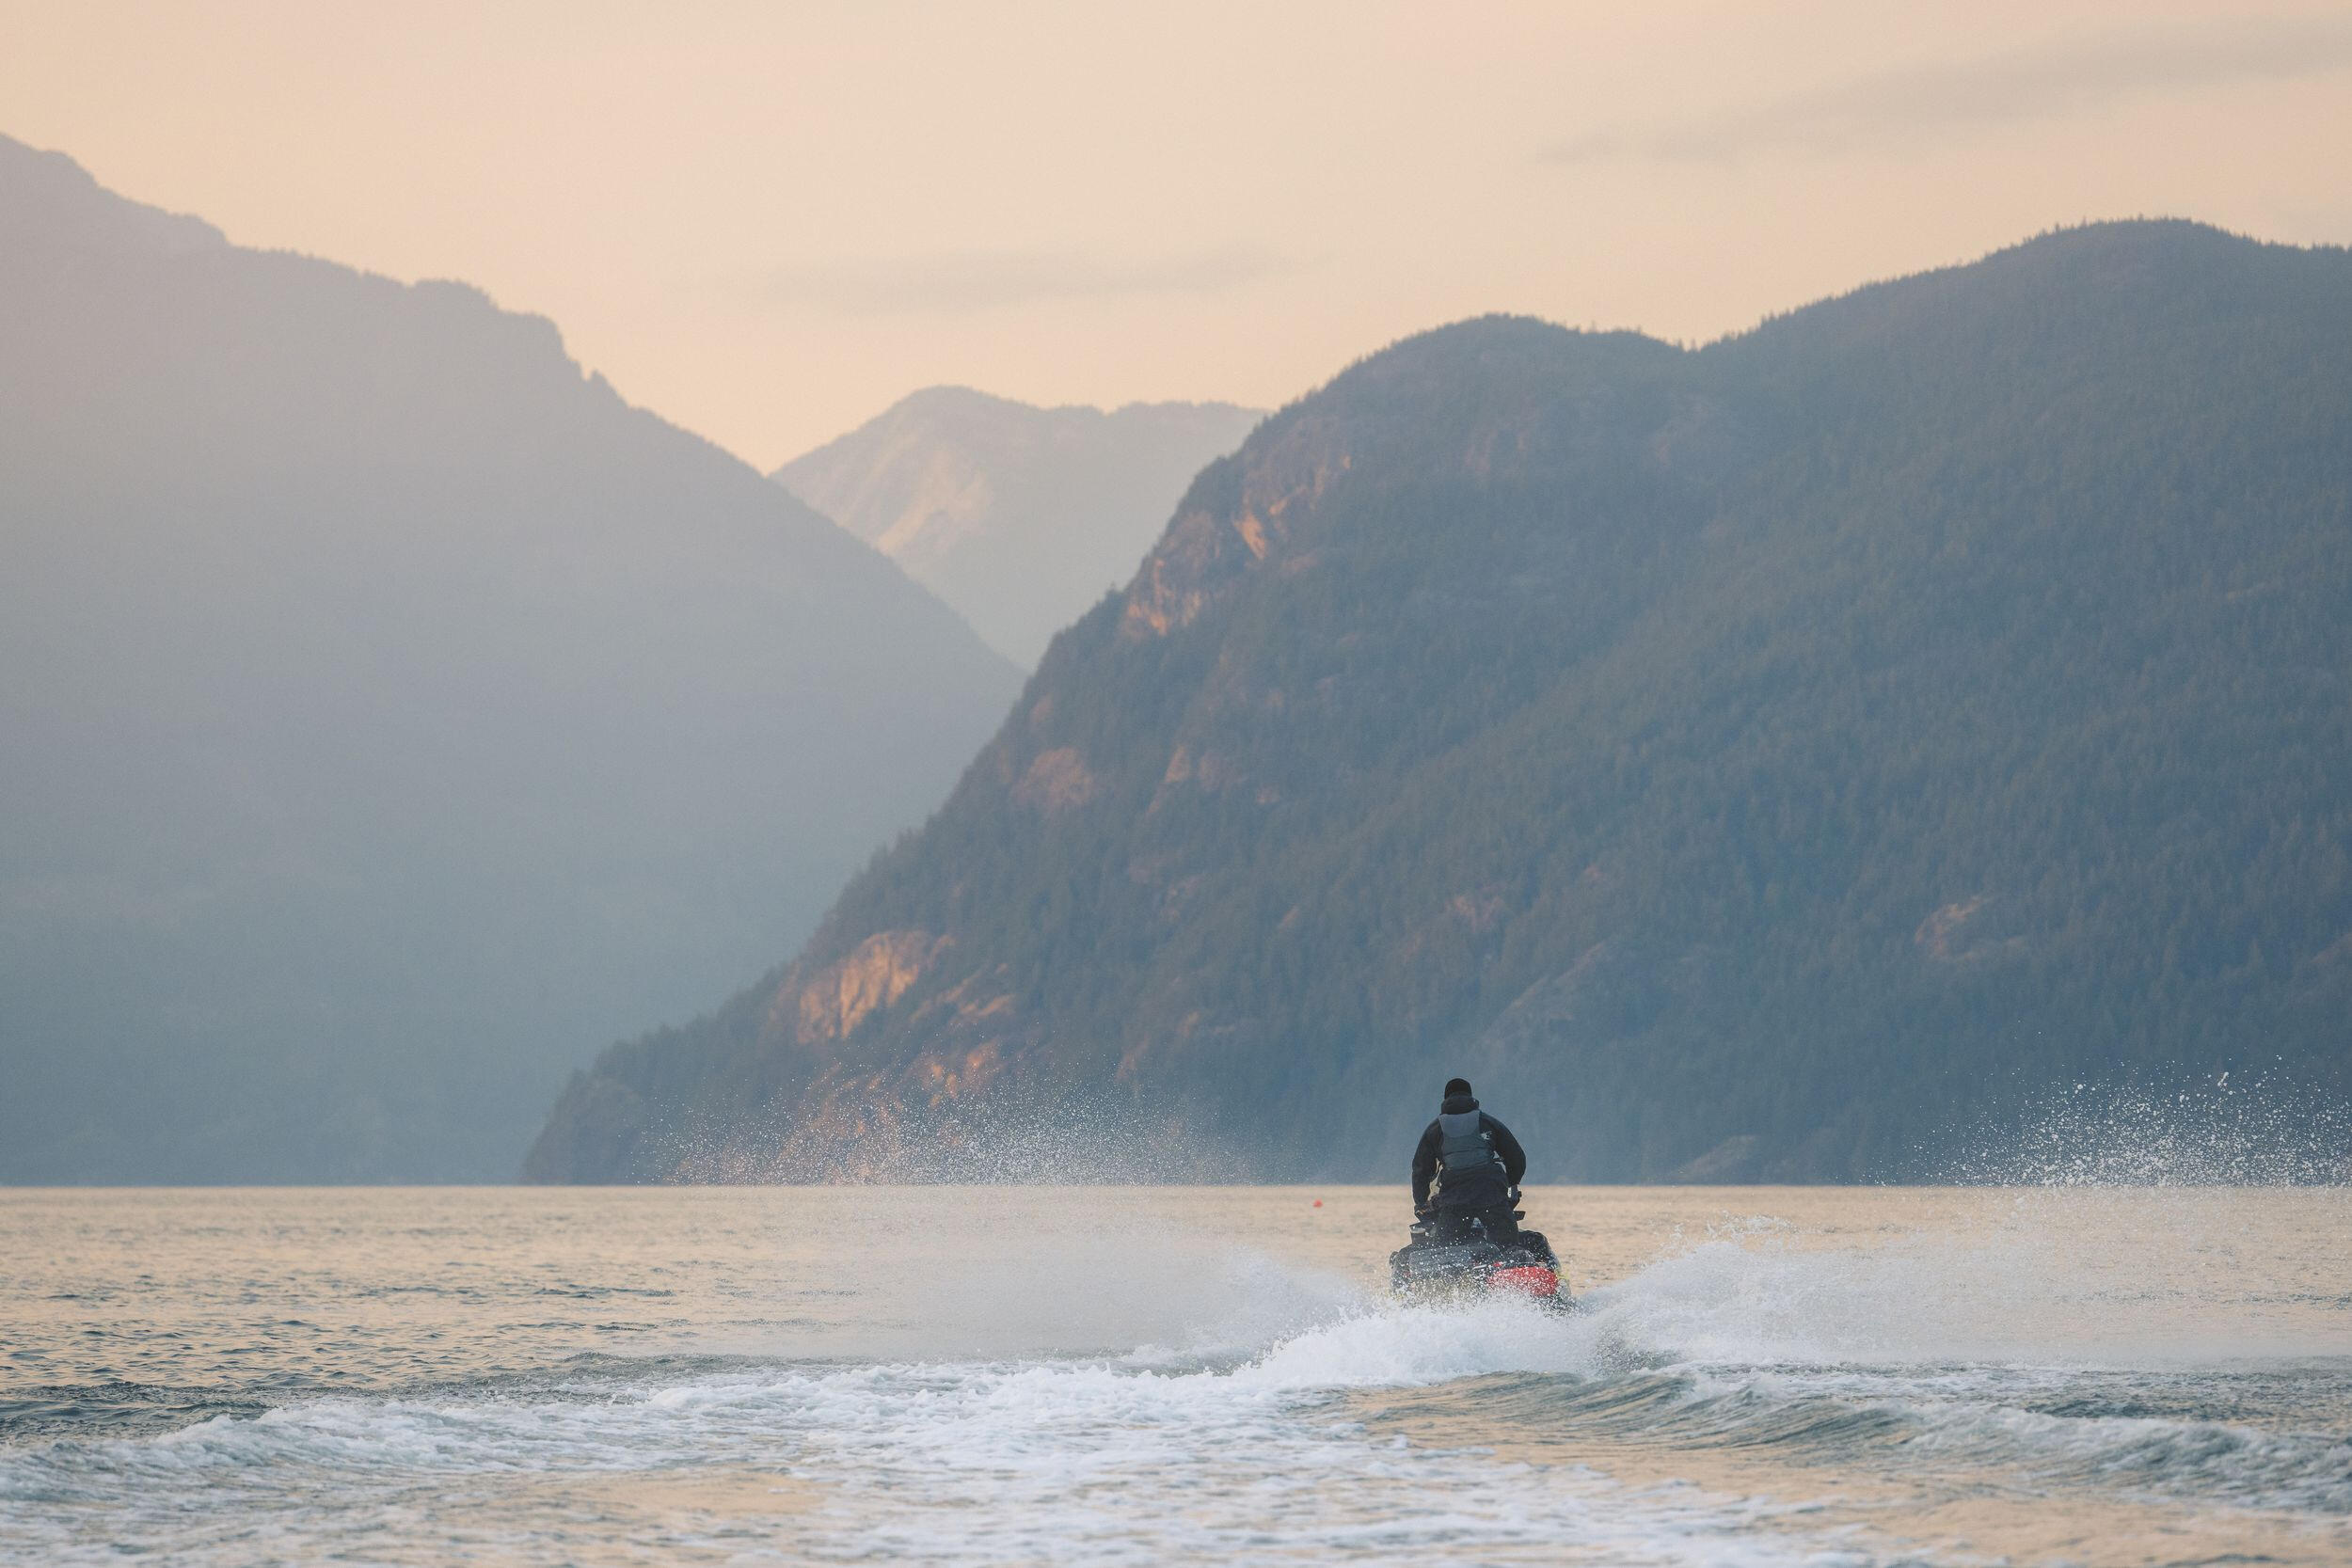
[853,383,1259,429]
[775,387,1263,667]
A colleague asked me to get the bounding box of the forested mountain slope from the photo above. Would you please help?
[0,135,1021,1181]
[531,221,2352,1184]
[775,388,1260,666]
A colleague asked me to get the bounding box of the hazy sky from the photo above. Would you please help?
[8,0,2348,467]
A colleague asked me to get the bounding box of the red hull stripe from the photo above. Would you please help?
[1490,1266,1557,1297]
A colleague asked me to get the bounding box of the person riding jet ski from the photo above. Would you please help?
[1392,1077,1566,1305]
[1410,1077,1527,1243]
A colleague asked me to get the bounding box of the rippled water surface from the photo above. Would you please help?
[3,1185,2347,1564]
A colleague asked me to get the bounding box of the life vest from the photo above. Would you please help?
[1434,1109,1509,1207]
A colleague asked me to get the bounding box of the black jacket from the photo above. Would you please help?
[1410,1094,1527,1211]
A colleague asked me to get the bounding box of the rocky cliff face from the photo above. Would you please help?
[775,388,1261,666]
[532,221,2352,1184]
[0,135,1023,1181]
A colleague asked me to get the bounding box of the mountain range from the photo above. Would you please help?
[775,388,1261,667]
[0,135,1022,1181]
[531,219,2352,1185]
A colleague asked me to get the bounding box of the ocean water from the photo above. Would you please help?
[2,1184,2347,1565]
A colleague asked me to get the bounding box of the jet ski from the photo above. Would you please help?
[1389,1207,1571,1309]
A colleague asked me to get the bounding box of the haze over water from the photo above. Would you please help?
[5,1184,2348,1564]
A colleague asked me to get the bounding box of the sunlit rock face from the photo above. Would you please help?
[0,135,1022,1182]
[535,221,2352,1185]
[776,387,1262,668]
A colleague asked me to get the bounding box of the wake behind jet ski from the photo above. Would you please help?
[1390,1076,1571,1308]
